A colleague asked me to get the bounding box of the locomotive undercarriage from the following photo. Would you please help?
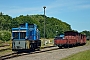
[12,40,41,52]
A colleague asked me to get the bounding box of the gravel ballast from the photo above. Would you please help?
[6,44,90,60]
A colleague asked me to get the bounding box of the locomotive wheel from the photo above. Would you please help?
[31,44,35,51]
[69,44,73,48]
[64,44,69,48]
[37,47,40,51]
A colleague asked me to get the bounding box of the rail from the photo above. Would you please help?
[0,48,11,52]
[0,44,11,52]
[0,46,59,60]
[0,44,10,47]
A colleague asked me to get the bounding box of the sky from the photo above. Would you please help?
[0,0,90,32]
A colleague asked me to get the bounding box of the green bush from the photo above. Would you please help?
[0,31,11,42]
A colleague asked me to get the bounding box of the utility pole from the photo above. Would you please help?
[43,6,46,45]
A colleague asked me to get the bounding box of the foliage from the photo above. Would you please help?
[0,31,11,42]
[12,15,72,38]
[0,13,72,40]
[80,30,90,36]
[1,12,90,41]
[0,13,12,30]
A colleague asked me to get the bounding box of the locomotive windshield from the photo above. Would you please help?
[20,32,26,39]
[12,31,26,39]
[13,32,19,39]
[60,35,64,39]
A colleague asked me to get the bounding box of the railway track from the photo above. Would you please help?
[0,41,10,47]
[0,44,89,60]
[0,45,10,47]
[0,46,58,60]
[0,45,10,52]
[3,45,90,60]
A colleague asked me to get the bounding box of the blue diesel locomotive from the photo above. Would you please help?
[11,23,41,52]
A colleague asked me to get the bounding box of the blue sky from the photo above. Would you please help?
[0,0,90,32]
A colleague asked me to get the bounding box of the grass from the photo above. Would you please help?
[61,50,90,60]
[0,40,3,46]
[86,40,90,46]
[0,50,12,56]
[0,40,11,46]
[0,40,12,56]
[61,40,90,60]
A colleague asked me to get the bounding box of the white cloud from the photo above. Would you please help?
[1,0,90,17]
[46,0,90,11]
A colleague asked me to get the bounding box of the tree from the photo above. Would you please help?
[80,30,90,36]
[0,31,11,42]
[0,14,72,38]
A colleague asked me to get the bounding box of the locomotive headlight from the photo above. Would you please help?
[25,36,28,40]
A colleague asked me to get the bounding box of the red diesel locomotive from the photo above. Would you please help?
[54,31,86,48]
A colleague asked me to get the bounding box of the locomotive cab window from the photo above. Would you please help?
[13,32,19,39]
[20,32,26,39]
[60,35,64,39]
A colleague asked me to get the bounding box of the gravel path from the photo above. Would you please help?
[6,44,90,60]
